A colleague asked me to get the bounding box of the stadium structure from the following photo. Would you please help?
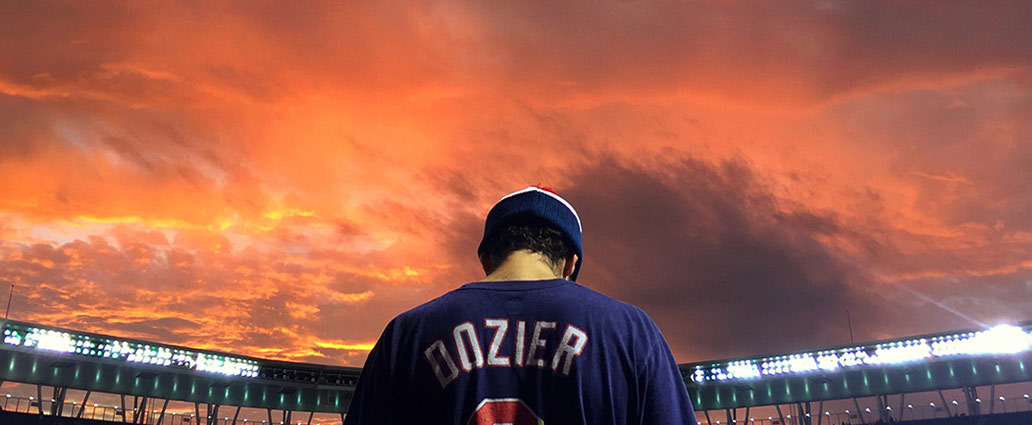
[1,318,1031,424]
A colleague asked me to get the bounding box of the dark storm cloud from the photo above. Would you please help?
[560,156,892,361]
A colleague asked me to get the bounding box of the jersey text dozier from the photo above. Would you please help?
[423,319,588,388]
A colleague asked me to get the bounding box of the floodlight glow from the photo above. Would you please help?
[688,322,1032,384]
[2,322,260,379]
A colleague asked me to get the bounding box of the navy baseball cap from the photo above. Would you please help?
[477,186,583,281]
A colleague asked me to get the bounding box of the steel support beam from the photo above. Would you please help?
[50,385,64,416]
[704,410,713,425]
[816,400,823,425]
[990,384,996,414]
[232,405,242,425]
[195,402,202,425]
[882,395,891,423]
[49,385,60,416]
[937,389,950,417]
[898,393,905,421]
[36,384,44,415]
[267,408,274,425]
[963,386,980,416]
[307,411,314,425]
[157,399,169,425]
[725,408,733,425]
[743,407,750,424]
[852,397,865,425]
[135,395,149,424]
[774,404,785,425]
[120,394,129,423]
[77,390,91,418]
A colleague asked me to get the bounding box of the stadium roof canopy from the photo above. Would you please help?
[681,321,1032,411]
[0,319,361,414]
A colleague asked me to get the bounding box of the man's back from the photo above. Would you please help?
[344,278,695,424]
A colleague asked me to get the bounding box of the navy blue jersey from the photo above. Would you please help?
[343,278,696,425]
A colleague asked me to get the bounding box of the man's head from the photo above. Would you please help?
[477,186,583,280]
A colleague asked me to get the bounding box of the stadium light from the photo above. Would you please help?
[689,323,1032,384]
[2,322,261,378]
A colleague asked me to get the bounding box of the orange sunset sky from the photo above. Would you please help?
[1,1,1031,368]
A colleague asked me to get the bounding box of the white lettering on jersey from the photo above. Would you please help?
[551,325,588,375]
[485,319,511,366]
[514,320,526,367]
[526,321,556,368]
[423,339,459,388]
[426,319,588,384]
[453,321,485,372]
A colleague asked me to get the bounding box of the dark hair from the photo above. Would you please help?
[479,216,576,274]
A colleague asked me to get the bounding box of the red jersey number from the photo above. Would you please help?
[468,398,544,425]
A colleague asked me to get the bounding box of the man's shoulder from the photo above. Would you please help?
[393,280,653,328]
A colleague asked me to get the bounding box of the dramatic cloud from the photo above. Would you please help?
[1,0,1031,370]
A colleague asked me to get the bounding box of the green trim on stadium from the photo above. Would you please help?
[0,319,361,413]
[681,321,1032,411]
